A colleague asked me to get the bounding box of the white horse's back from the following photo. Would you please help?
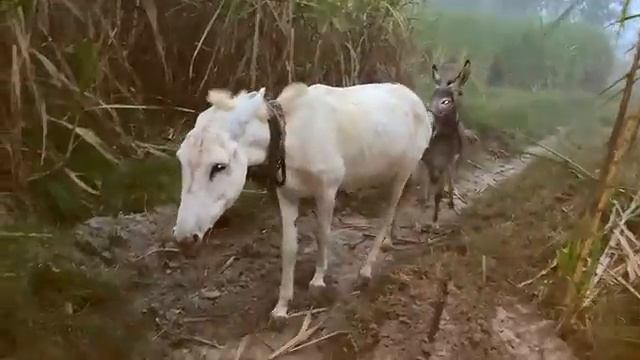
[284,83,431,191]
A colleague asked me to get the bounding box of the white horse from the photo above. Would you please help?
[173,82,433,322]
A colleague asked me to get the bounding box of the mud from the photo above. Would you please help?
[74,128,577,359]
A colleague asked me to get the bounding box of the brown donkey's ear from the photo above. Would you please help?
[454,60,471,89]
[431,64,442,86]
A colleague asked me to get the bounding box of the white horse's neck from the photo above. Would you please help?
[237,117,271,166]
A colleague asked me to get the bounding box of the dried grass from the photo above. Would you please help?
[582,191,640,309]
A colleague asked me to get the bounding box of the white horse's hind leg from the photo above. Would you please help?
[271,189,300,323]
[359,166,413,281]
[309,186,338,295]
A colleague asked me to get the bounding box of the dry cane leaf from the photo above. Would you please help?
[615,228,640,281]
[31,49,74,88]
[64,168,100,195]
[72,127,119,164]
[11,45,21,112]
[49,117,120,165]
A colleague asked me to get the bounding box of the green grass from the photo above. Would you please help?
[27,154,180,223]
[99,156,181,215]
[0,225,149,359]
[461,87,607,141]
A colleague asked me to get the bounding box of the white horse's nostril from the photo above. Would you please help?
[192,234,200,243]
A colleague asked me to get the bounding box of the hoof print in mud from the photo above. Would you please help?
[421,223,441,233]
[310,283,338,306]
[176,242,200,259]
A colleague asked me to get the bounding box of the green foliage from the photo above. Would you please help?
[0,227,148,359]
[69,39,100,92]
[431,0,624,26]
[413,9,615,151]
[0,0,30,13]
[100,157,181,215]
[556,221,605,295]
[416,9,614,92]
[25,155,181,223]
[31,176,89,222]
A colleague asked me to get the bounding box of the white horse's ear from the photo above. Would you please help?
[240,87,265,99]
[228,88,266,140]
[207,89,235,110]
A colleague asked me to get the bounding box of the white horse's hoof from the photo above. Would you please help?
[381,237,394,252]
[269,309,288,330]
[357,266,372,289]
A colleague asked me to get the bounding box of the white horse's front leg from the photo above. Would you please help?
[271,189,300,323]
[309,187,338,296]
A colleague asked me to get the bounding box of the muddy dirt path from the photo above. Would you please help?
[75,129,576,359]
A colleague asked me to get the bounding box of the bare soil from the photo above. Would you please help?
[74,129,580,359]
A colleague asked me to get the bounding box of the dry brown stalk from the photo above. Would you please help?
[607,33,640,150]
[288,330,349,354]
[288,0,295,83]
[189,0,226,82]
[250,0,261,88]
[518,258,558,288]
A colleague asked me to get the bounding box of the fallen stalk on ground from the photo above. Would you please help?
[517,258,558,288]
[268,310,326,359]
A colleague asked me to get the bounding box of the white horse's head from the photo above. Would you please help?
[172,88,266,248]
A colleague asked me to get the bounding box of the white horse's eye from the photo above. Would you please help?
[209,163,228,180]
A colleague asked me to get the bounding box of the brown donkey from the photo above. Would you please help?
[421,60,471,226]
